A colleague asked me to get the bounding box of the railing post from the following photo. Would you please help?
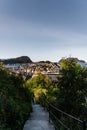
[44,99,45,110]
[49,103,50,122]
[83,120,86,130]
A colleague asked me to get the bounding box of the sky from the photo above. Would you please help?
[0,0,87,62]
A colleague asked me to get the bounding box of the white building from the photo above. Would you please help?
[42,72,59,81]
[4,64,20,71]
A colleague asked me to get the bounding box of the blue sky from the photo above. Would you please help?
[0,0,87,62]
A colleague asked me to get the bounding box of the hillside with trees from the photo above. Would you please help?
[0,64,32,130]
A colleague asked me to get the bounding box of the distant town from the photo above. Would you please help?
[1,56,87,81]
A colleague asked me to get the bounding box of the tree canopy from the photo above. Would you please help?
[56,58,87,118]
[25,74,57,104]
[0,67,32,130]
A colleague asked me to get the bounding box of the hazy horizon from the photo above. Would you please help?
[1,55,87,63]
[0,0,87,62]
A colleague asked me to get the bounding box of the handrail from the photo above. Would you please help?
[49,103,83,123]
[50,111,70,130]
[44,99,87,130]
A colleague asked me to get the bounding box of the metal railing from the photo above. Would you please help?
[43,99,87,130]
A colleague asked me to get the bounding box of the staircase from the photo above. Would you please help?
[23,104,55,130]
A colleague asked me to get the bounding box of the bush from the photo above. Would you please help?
[0,68,32,130]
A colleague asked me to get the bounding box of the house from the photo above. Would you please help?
[4,64,20,71]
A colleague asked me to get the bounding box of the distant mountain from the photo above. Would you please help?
[58,57,86,64]
[1,56,32,64]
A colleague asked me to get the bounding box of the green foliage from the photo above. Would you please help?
[57,58,87,118]
[25,74,56,104]
[0,62,3,67]
[46,86,58,103]
[0,68,32,130]
[26,74,51,89]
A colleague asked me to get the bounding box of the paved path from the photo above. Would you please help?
[23,104,55,130]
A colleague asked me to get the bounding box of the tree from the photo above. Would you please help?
[0,67,32,130]
[56,58,87,118]
[25,74,53,103]
[0,62,3,67]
